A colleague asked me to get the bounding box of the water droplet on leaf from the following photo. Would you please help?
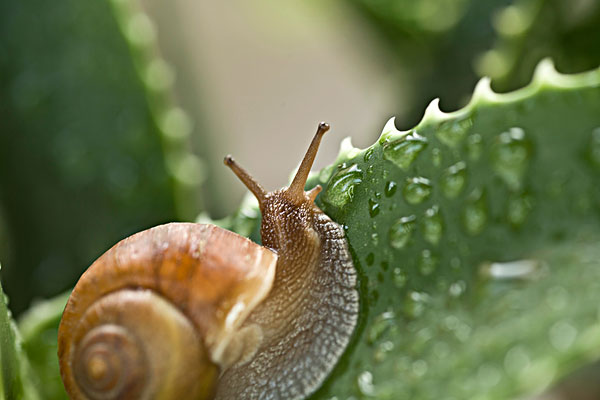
[462,189,487,235]
[431,148,442,167]
[364,147,375,162]
[491,127,531,190]
[418,249,438,275]
[384,181,397,197]
[322,164,362,208]
[403,177,432,204]
[368,198,380,218]
[393,267,407,288]
[467,133,483,160]
[481,259,542,280]
[422,205,443,245]
[440,161,467,198]
[436,116,473,147]
[382,131,428,170]
[389,215,416,249]
[507,192,533,227]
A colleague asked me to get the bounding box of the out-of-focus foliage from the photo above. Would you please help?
[0,268,40,400]
[344,0,600,127]
[0,0,201,315]
[475,0,600,91]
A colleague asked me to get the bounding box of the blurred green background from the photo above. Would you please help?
[0,0,599,332]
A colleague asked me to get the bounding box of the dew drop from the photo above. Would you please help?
[393,267,407,288]
[364,147,375,162]
[404,291,430,319]
[389,215,416,249]
[436,116,473,147]
[461,189,487,235]
[374,341,394,363]
[467,133,483,161]
[366,165,374,176]
[367,310,395,344]
[480,259,542,280]
[589,127,600,168]
[370,232,379,247]
[491,127,531,190]
[382,131,428,170]
[507,192,533,227]
[431,148,442,167]
[380,261,389,271]
[449,280,467,297]
[366,252,375,266]
[384,181,397,197]
[403,177,432,204]
[549,321,577,351]
[322,164,362,208]
[357,371,376,397]
[440,161,467,198]
[368,198,380,218]
[443,315,472,342]
[422,205,443,245]
[418,249,438,276]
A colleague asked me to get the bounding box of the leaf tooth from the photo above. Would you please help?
[381,117,400,136]
[470,77,501,104]
[421,98,447,124]
[532,58,564,87]
[338,137,360,159]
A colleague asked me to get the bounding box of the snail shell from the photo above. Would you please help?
[58,122,359,400]
[58,223,277,399]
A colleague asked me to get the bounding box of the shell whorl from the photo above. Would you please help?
[58,223,277,400]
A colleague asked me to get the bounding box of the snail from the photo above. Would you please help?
[57,122,359,400]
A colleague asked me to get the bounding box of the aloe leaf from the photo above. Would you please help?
[223,61,600,399]
[0,268,41,400]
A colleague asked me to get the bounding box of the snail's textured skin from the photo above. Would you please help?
[216,193,359,399]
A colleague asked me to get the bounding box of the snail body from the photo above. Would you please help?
[58,123,359,400]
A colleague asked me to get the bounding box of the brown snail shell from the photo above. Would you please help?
[58,223,277,399]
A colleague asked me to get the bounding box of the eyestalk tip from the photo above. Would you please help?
[318,122,330,134]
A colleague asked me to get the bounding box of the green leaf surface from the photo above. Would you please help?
[0,269,40,400]
[224,61,600,399]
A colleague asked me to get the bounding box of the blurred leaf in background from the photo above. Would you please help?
[475,0,600,91]
[344,0,600,127]
[0,0,202,315]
